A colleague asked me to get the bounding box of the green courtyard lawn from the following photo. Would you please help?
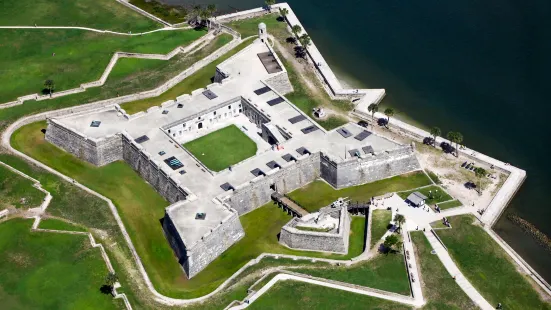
[436,200,462,210]
[39,218,87,232]
[287,171,432,212]
[410,232,476,310]
[249,280,412,310]
[397,185,453,206]
[0,28,206,103]
[120,37,252,114]
[0,219,124,310]
[293,253,411,295]
[183,125,257,172]
[370,209,392,249]
[0,0,160,32]
[0,164,45,209]
[438,215,551,310]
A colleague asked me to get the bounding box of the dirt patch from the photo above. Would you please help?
[7,252,32,268]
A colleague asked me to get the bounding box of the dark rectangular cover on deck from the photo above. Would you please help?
[281,153,295,162]
[296,147,310,155]
[266,160,280,169]
[267,97,285,106]
[288,115,307,124]
[134,135,150,144]
[164,156,184,170]
[220,182,234,191]
[354,130,372,141]
[250,168,265,177]
[202,89,218,100]
[336,127,352,138]
[301,125,318,134]
[254,86,271,95]
[362,145,375,154]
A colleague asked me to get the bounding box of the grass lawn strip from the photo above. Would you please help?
[370,209,392,249]
[436,200,462,210]
[438,215,551,309]
[0,219,124,310]
[292,253,410,295]
[288,171,432,212]
[249,280,412,310]
[38,218,87,232]
[397,185,453,206]
[183,125,257,172]
[0,164,44,209]
[120,37,252,114]
[0,0,160,32]
[129,0,187,24]
[410,231,476,310]
[0,28,206,103]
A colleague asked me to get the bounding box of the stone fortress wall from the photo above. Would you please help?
[320,143,421,189]
[279,206,351,254]
[45,118,123,166]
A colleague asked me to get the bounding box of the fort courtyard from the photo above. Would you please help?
[0,1,549,310]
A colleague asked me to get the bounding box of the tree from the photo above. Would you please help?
[394,214,405,232]
[429,126,441,147]
[191,5,202,25]
[299,34,311,49]
[265,0,276,11]
[206,4,216,17]
[367,103,378,129]
[105,272,118,293]
[383,234,399,251]
[291,24,302,36]
[44,79,55,95]
[474,167,487,194]
[279,7,289,20]
[447,131,463,157]
[384,107,395,127]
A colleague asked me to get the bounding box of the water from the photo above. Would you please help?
[164,0,551,281]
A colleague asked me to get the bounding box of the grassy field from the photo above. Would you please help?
[287,171,431,212]
[10,121,368,297]
[183,125,257,172]
[0,33,231,134]
[426,170,442,184]
[0,164,44,209]
[249,280,412,309]
[410,232,476,310]
[0,28,206,103]
[226,15,284,38]
[371,210,392,249]
[0,219,124,310]
[436,200,462,210]
[438,215,551,310]
[129,0,188,24]
[39,218,87,232]
[294,253,410,295]
[0,0,160,32]
[398,185,453,206]
[120,37,251,114]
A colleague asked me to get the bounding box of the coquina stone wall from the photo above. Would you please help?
[225,152,321,215]
[265,72,293,95]
[121,133,188,204]
[182,209,244,277]
[279,207,351,253]
[321,144,421,189]
[241,98,271,129]
[45,119,123,166]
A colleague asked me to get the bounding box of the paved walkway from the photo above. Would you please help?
[423,229,494,310]
[0,25,184,36]
[228,272,422,309]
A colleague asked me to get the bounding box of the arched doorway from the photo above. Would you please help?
[198,122,203,129]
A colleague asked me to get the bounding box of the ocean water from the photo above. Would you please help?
[164,0,551,282]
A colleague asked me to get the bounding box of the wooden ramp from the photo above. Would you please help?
[271,192,309,217]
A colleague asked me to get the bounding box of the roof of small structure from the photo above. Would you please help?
[406,192,427,205]
[258,22,266,29]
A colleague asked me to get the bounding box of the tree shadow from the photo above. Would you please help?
[286,37,297,44]
[377,118,388,127]
[277,16,285,22]
[40,128,47,134]
[440,141,455,154]
[423,137,434,146]
[294,46,306,59]
[41,88,51,95]
[99,285,113,295]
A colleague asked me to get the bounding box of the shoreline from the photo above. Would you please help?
[221,2,548,296]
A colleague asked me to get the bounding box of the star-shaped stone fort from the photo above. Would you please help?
[44,23,420,278]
